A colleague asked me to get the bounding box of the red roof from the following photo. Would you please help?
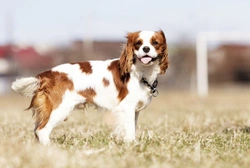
[13,46,53,69]
[0,44,54,70]
[0,45,12,58]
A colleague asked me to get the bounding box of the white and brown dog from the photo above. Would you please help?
[11,30,169,145]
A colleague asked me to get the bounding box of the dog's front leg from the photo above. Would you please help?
[113,108,136,142]
[135,111,140,131]
[123,109,136,141]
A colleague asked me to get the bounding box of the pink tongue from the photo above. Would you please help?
[140,57,152,64]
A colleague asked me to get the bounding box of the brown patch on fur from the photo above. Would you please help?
[78,88,96,103]
[102,78,110,87]
[153,30,169,74]
[108,60,129,101]
[119,31,140,78]
[136,101,144,111]
[71,62,92,74]
[134,39,143,50]
[119,30,168,76]
[27,70,73,131]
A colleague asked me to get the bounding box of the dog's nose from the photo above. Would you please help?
[143,46,150,53]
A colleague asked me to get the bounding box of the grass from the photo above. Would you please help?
[1,88,250,168]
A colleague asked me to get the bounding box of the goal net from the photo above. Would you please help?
[196,31,250,97]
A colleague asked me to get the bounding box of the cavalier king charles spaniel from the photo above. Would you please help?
[11,30,169,145]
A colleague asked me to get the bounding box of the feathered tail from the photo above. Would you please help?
[11,77,40,98]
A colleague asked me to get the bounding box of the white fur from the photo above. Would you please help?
[134,31,158,58]
[11,77,40,98]
[37,90,84,145]
[37,57,158,145]
[12,31,164,145]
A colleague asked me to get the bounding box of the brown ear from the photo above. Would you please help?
[158,30,169,74]
[119,33,135,78]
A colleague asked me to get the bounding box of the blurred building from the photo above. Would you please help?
[209,44,250,85]
[0,40,250,94]
[0,44,54,93]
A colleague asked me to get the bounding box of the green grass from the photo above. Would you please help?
[1,89,250,168]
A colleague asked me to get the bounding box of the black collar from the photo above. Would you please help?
[140,77,159,97]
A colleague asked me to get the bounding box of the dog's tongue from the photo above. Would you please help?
[140,57,152,64]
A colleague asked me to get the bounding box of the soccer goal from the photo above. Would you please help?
[196,31,250,97]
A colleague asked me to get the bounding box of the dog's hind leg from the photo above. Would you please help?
[35,90,84,145]
[35,104,74,146]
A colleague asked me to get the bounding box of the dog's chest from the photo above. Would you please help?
[126,80,153,112]
[135,94,152,112]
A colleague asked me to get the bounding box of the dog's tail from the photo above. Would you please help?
[11,77,40,98]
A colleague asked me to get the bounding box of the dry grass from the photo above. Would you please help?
[1,88,250,168]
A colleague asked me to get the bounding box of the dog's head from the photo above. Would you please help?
[119,30,169,77]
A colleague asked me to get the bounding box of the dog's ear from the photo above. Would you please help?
[119,32,136,78]
[158,30,169,74]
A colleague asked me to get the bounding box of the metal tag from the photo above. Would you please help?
[151,89,159,97]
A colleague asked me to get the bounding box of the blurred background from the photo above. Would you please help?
[0,0,250,95]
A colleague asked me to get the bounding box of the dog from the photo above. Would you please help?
[11,30,169,145]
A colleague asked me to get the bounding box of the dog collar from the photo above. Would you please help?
[140,77,159,97]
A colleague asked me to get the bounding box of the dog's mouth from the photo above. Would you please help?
[139,55,157,64]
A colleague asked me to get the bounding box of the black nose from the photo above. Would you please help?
[143,46,150,53]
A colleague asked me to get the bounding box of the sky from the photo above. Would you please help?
[0,0,250,45]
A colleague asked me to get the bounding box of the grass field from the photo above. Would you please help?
[1,88,250,168]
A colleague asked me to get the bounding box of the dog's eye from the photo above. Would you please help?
[152,41,158,45]
[135,41,142,45]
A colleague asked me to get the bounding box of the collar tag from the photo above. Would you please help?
[141,77,159,97]
[151,89,159,97]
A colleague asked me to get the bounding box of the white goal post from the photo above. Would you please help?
[196,31,250,97]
